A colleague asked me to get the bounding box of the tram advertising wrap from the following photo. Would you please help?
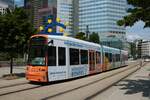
[26,35,128,82]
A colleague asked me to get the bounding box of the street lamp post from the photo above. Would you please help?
[86,25,90,39]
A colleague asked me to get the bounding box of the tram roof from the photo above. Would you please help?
[31,34,127,54]
[48,35,101,47]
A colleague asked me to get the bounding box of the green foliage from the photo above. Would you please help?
[130,42,137,59]
[117,0,150,27]
[0,53,10,60]
[89,32,100,44]
[0,7,36,59]
[75,32,100,44]
[75,32,87,40]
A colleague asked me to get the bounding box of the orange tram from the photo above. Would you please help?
[26,34,128,82]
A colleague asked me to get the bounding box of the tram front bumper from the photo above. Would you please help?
[26,66,48,82]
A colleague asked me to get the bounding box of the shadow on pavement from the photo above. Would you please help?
[115,79,150,98]
[14,73,25,78]
[2,73,25,80]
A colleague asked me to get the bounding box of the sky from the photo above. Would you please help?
[126,21,150,41]
[15,0,24,7]
[15,0,150,41]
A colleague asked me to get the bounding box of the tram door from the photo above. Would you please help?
[89,50,96,74]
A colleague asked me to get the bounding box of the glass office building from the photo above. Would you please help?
[79,0,127,39]
[0,0,14,14]
[25,0,73,35]
[40,0,73,34]
[57,0,73,34]
[0,0,14,9]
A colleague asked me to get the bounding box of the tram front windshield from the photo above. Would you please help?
[28,37,47,66]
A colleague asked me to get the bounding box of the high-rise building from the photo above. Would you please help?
[79,0,127,40]
[0,0,14,14]
[24,0,74,35]
[141,41,150,58]
[24,0,42,29]
[24,0,127,43]
[57,0,73,34]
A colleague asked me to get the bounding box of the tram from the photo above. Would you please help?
[26,34,128,82]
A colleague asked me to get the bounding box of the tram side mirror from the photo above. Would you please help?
[48,40,54,45]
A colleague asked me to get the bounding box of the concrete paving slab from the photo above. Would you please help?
[92,63,150,100]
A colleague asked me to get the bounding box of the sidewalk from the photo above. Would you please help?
[92,62,150,100]
[0,66,26,78]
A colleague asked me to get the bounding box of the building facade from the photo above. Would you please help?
[57,0,73,34]
[79,0,127,40]
[24,0,43,29]
[25,0,127,45]
[0,0,14,14]
[141,41,150,58]
[25,0,74,35]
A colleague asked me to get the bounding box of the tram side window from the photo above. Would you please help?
[81,50,88,64]
[70,48,79,65]
[58,47,66,66]
[96,51,101,64]
[112,54,115,62]
[109,53,112,62]
[116,54,118,61]
[105,53,112,62]
[116,54,120,61]
[105,52,109,61]
[48,46,56,66]
[118,54,121,61]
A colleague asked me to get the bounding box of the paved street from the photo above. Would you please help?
[0,61,146,100]
[0,66,25,78]
[92,62,150,100]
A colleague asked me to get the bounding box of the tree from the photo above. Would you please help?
[0,8,36,74]
[75,32,87,40]
[89,32,100,44]
[130,42,137,59]
[117,0,150,28]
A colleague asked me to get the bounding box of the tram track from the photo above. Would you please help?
[0,62,144,99]
[85,62,149,100]
[0,85,42,96]
[0,82,28,89]
[0,82,45,97]
[41,63,141,100]
[85,66,141,100]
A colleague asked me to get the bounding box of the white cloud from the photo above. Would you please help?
[126,21,150,41]
[126,33,142,42]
